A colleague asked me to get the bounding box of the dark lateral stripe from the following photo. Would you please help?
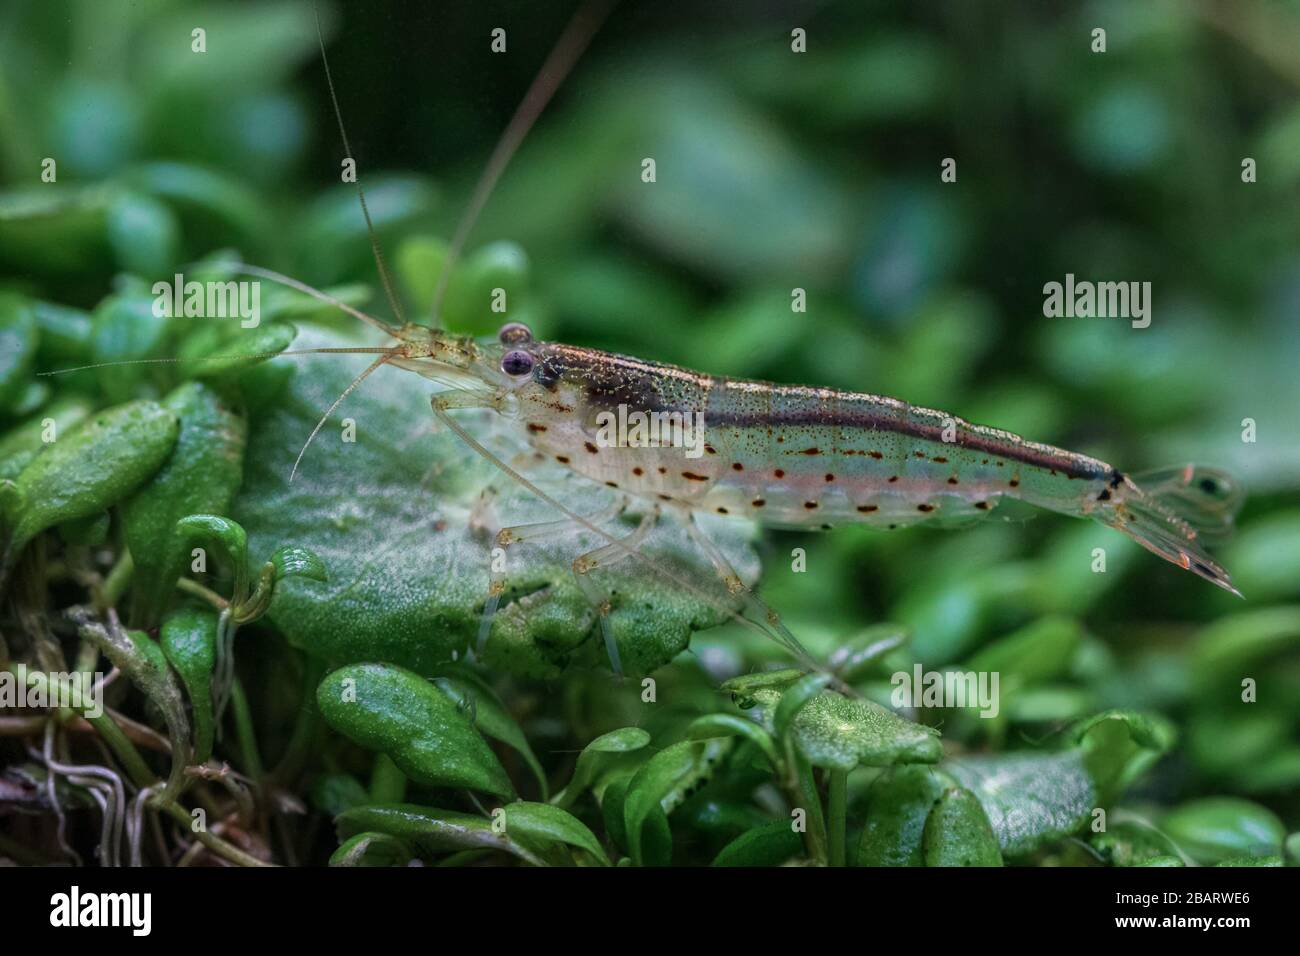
[706,407,1111,480]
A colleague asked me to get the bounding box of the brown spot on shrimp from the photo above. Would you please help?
[732,462,744,471]
[804,501,819,510]
[974,501,991,510]
[527,423,547,433]
[584,441,599,454]
[751,498,766,508]
[774,468,785,478]
[824,473,835,482]
[682,471,710,482]
[555,455,570,464]
[801,447,821,456]
[868,450,883,459]
[857,505,878,513]
[917,503,935,512]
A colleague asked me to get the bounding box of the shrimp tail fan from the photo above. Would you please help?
[1108,465,1245,596]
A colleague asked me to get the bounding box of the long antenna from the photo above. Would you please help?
[312,0,407,328]
[429,0,616,327]
[291,353,392,482]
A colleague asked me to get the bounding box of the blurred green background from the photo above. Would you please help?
[1,0,1298,859]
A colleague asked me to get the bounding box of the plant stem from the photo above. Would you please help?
[828,768,847,867]
[159,800,273,867]
[83,708,156,790]
[229,678,264,781]
[370,753,407,803]
[176,576,229,609]
[271,657,324,786]
[98,551,133,610]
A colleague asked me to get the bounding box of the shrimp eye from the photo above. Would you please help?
[498,322,533,345]
[501,350,534,377]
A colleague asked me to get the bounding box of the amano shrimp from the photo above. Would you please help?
[253,1,1245,677]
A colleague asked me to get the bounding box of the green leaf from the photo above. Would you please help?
[623,737,731,866]
[1070,709,1177,801]
[553,726,651,808]
[174,514,250,601]
[720,668,805,708]
[711,820,803,867]
[964,615,1083,695]
[32,300,93,366]
[686,713,779,769]
[943,752,1094,858]
[317,663,514,799]
[827,624,910,682]
[433,670,547,798]
[6,400,179,556]
[773,673,833,742]
[503,801,609,865]
[159,607,218,764]
[123,382,247,626]
[269,545,327,583]
[1190,607,1300,705]
[857,765,950,867]
[1090,816,1188,867]
[90,293,170,404]
[1214,854,1282,867]
[786,693,942,771]
[122,162,270,248]
[922,787,1003,867]
[334,804,544,866]
[745,683,942,772]
[0,293,38,413]
[106,190,179,275]
[311,773,371,818]
[1161,797,1286,864]
[0,395,95,482]
[397,237,530,334]
[329,831,413,867]
[943,711,1174,857]
[177,320,296,383]
[232,329,764,678]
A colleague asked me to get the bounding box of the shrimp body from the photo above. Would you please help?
[510,343,1109,523]
[402,331,1239,594]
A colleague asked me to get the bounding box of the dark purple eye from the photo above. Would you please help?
[501,350,534,376]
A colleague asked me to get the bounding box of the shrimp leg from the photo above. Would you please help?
[572,506,661,676]
[682,512,814,666]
